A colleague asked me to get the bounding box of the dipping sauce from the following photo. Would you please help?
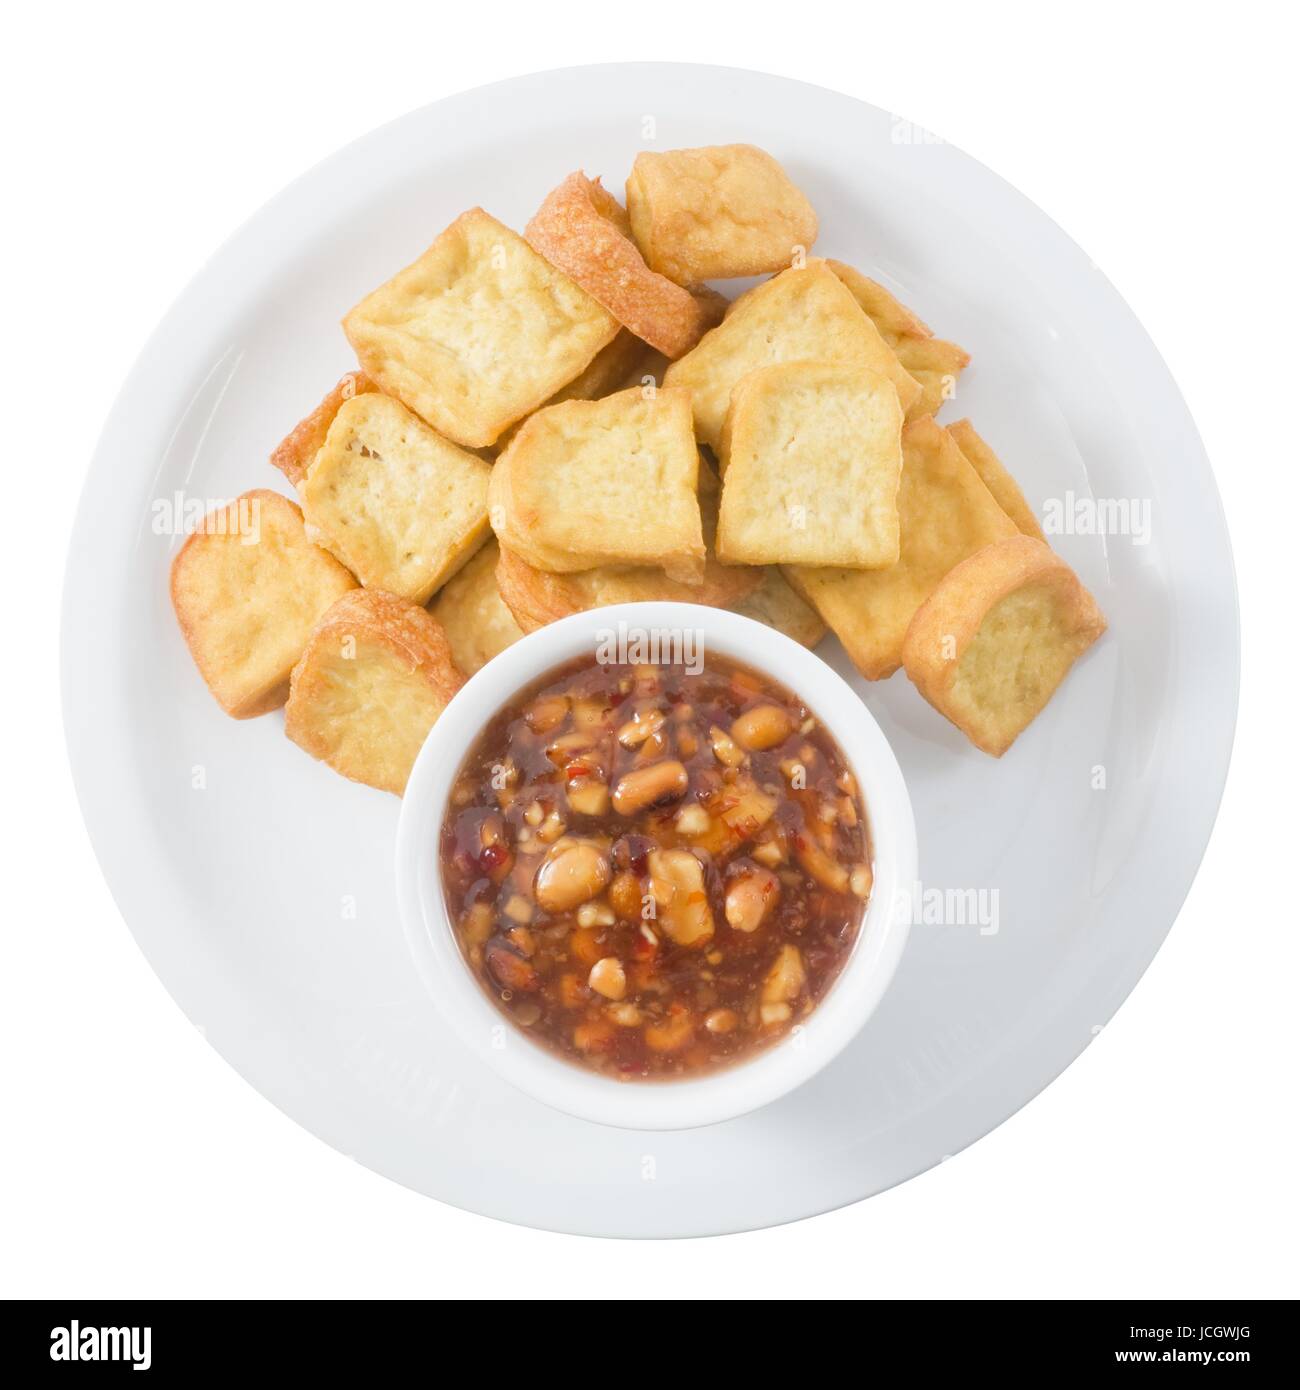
[440,653,872,1080]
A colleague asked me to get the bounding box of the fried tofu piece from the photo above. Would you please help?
[784,417,1018,679]
[284,589,464,794]
[729,568,826,648]
[343,208,620,449]
[894,336,970,419]
[902,536,1106,755]
[717,362,903,568]
[170,490,358,718]
[299,393,491,604]
[540,328,655,405]
[494,329,657,450]
[270,371,378,486]
[495,458,760,630]
[663,261,920,450]
[826,260,970,420]
[428,538,523,675]
[947,419,1046,542]
[526,172,722,357]
[496,544,759,631]
[615,344,671,392]
[822,260,934,343]
[488,385,705,583]
[626,144,818,284]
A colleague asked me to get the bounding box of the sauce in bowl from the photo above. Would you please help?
[440,653,872,1080]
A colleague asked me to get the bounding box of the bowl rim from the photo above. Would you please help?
[395,600,918,1131]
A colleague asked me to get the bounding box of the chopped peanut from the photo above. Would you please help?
[569,925,606,967]
[725,865,781,933]
[617,707,665,748]
[566,779,609,817]
[609,870,642,921]
[709,725,744,768]
[717,783,777,841]
[793,832,849,893]
[576,899,616,928]
[588,957,627,1001]
[502,894,533,925]
[535,842,611,913]
[506,926,535,956]
[762,945,806,1004]
[731,703,792,751]
[612,759,689,815]
[460,902,493,946]
[647,849,715,947]
[525,695,569,734]
[484,940,538,994]
[751,822,788,867]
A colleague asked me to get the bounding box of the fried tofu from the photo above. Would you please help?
[947,419,1046,542]
[342,208,620,449]
[488,385,706,583]
[663,261,921,450]
[284,589,464,794]
[495,458,760,630]
[428,538,523,675]
[626,144,818,284]
[170,490,358,718]
[526,172,722,357]
[541,328,657,406]
[784,417,1018,680]
[493,329,657,450]
[496,544,760,633]
[299,393,491,604]
[902,536,1106,755]
[826,260,970,420]
[894,336,970,419]
[822,260,934,343]
[717,362,903,568]
[270,371,378,486]
[729,568,826,648]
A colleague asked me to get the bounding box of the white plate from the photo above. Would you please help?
[62,64,1238,1238]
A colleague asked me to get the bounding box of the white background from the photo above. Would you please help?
[4,0,1295,1299]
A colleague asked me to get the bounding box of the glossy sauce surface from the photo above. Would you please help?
[441,654,872,1080]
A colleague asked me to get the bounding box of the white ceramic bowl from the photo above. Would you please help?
[395,602,917,1131]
